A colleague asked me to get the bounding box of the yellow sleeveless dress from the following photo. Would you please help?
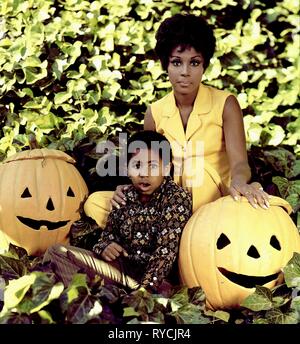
[151,83,232,212]
[84,83,232,225]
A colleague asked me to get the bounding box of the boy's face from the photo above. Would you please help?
[128,148,170,196]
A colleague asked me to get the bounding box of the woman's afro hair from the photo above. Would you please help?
[155,13,216,71]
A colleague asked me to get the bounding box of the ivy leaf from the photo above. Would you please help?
[0,312,32,324]
[253,318,269,324]
[7,243,29,261]
[60,273,89,313]
[17,272,64,314]
[283,252,300,288]
[37,310,55,324]
[169,287,189,312]
[272,176,289,197]
[123,306,140,317]
[23,65,48,84]
[3,274,36,309]
[264,148,295,177]
[204,309,230,322]
[154,296,168,308]
[97,284,125,304]
[0,243,27,260]
[188,287,206,306]
[66,292,102,324]
[291,296,300,313]
[286,194,300,211]
[0,255,28,281]
[264,147,294,165]
[126,318,144,324]
[122,288,155,314]
[246,122,263,144]
[272,296,289,308]
[148,310,165,324]
[289,180,300,194]
[287,160,300,178]
[54,91,72,105]
[266,308,299,324]
[241,286,273,311]
[261,124,285,146]
[170,303,210,324]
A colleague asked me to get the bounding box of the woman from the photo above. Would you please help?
[84,13,270,226]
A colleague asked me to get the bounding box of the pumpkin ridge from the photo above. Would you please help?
[214,200,227,309]
[189,214,202,285]
[12,157,23,245]
[53,156,64,222]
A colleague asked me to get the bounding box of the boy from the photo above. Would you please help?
[44,131,192,292]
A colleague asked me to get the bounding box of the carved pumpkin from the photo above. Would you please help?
[0,149,89,256]
[179,195,300,310]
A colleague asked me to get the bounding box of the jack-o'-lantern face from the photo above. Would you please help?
[0,149,88,256]
[16,185,76,231]
[179,196,300,310]
[216,232,282,289]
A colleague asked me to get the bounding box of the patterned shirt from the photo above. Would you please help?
[93,176,192,289]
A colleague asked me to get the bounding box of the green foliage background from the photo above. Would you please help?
[0,0,300,325]
[0,0,299,222]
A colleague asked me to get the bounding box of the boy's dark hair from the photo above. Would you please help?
[127,130,173,167]
[155,13,216,71]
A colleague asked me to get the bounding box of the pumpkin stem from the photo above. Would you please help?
[28,134,39,149]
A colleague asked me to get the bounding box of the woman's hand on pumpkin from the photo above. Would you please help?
[110,184,130,209]
[101,242,128,262]
[229,181,270,209]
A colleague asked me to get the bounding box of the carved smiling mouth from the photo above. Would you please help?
[17,216,70,231]
[218,267,279,288]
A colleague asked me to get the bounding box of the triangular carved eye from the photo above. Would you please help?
[270,235,281,251]
[67,187,75,197]
[21,188,32,198]
[217,233,231,250]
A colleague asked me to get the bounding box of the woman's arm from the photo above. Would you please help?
[223,95,270,209]
[144,106,156,130]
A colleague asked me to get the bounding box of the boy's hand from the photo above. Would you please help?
[101,242,128,262]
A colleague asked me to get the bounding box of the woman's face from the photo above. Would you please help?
[167,45,204,95]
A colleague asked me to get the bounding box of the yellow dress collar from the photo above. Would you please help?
[162,83,213,142]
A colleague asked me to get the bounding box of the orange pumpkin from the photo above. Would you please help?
[179,195,300,310]
[0,149,89,256]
